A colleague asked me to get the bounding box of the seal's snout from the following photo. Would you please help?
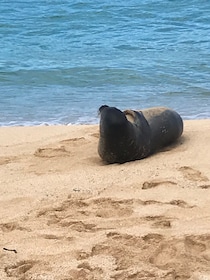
[98,105,109,114]
[99,105,127,127]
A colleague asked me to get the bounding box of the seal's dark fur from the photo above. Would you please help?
[98,106,183,164]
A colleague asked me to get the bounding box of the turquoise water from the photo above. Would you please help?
[0,0,210,125]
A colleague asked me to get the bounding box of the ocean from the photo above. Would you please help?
[0,0,210,126]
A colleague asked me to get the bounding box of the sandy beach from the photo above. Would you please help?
[1,120,210,280]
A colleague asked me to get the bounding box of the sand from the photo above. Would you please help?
[0,120,210,280]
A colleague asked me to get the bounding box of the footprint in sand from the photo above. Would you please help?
[59,220,97,232]
[91,198,133,218]
[5,260,37,278]
[0,222,28,232]
[90,232,166,274]
[0,156,16,165]
[34,137,89,158]
[142,180,176,190]
[40,233,73,241]
[34,146,70,158]
[184,235,207,255]
[36,197,134,232]
[77,232,210,279]
[142,233,164,244]
[169,199,193,208]
[179,166,209,182]
[68,267,103,280]
[199,184,210,189]
[149,243,177,269]
[144,216,172,228]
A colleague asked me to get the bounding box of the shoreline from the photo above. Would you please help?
[1,119,210,279]
[0,112,209,127]
[0,115,210,128]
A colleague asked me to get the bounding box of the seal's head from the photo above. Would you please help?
[98,105,152,163]
[99,105,128,137]
[98,105,138,163]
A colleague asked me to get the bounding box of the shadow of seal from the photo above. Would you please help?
[98,105,183,164]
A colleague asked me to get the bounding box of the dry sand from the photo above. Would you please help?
[0,120,210,280]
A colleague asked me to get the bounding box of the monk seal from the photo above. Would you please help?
[98,105,183,163]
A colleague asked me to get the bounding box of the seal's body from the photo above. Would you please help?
[98,105,183,164]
